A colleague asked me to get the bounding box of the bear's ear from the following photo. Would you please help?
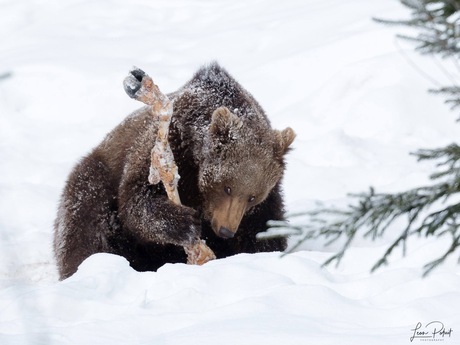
[210,106,242,138]
[274,127,296,156]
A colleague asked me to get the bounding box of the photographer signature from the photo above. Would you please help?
[411,321,453,342]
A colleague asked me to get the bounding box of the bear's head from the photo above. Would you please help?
[199,106,295,239]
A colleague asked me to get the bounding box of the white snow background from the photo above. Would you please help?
[1,0,459,344]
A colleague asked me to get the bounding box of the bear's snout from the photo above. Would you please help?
[218,227,235,239]
[210,197,246,239]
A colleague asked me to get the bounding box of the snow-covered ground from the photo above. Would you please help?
[1,0,459,344]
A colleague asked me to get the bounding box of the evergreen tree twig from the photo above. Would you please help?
[269,144,460,275]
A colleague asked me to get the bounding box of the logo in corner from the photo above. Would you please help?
[410,321,454,342]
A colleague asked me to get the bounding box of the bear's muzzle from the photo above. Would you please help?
[211,197,246,239]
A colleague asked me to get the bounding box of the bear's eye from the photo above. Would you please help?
[224,186,232,195]
[248,195,255,203]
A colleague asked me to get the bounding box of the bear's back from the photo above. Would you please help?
[94,106,156,185]
[172,63,270,126]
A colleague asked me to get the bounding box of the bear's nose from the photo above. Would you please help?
[218,227,235,239]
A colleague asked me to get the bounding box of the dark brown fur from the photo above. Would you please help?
[54,63,295,279]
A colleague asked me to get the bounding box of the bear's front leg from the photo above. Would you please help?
[118,180,201,249]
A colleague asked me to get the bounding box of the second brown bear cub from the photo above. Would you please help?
[54,63,295,279]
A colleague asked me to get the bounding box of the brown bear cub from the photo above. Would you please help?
[54,63,295,279]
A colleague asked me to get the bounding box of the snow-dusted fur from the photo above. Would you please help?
[54,63,295,279]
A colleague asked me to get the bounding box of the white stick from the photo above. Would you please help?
[123,67,216,265]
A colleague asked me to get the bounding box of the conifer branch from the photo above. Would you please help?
[374,1,460,117]
[275,143,460,275]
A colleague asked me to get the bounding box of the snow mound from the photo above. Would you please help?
[1,252,458,345]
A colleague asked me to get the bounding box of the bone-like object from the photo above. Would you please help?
[123,67,216,265]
